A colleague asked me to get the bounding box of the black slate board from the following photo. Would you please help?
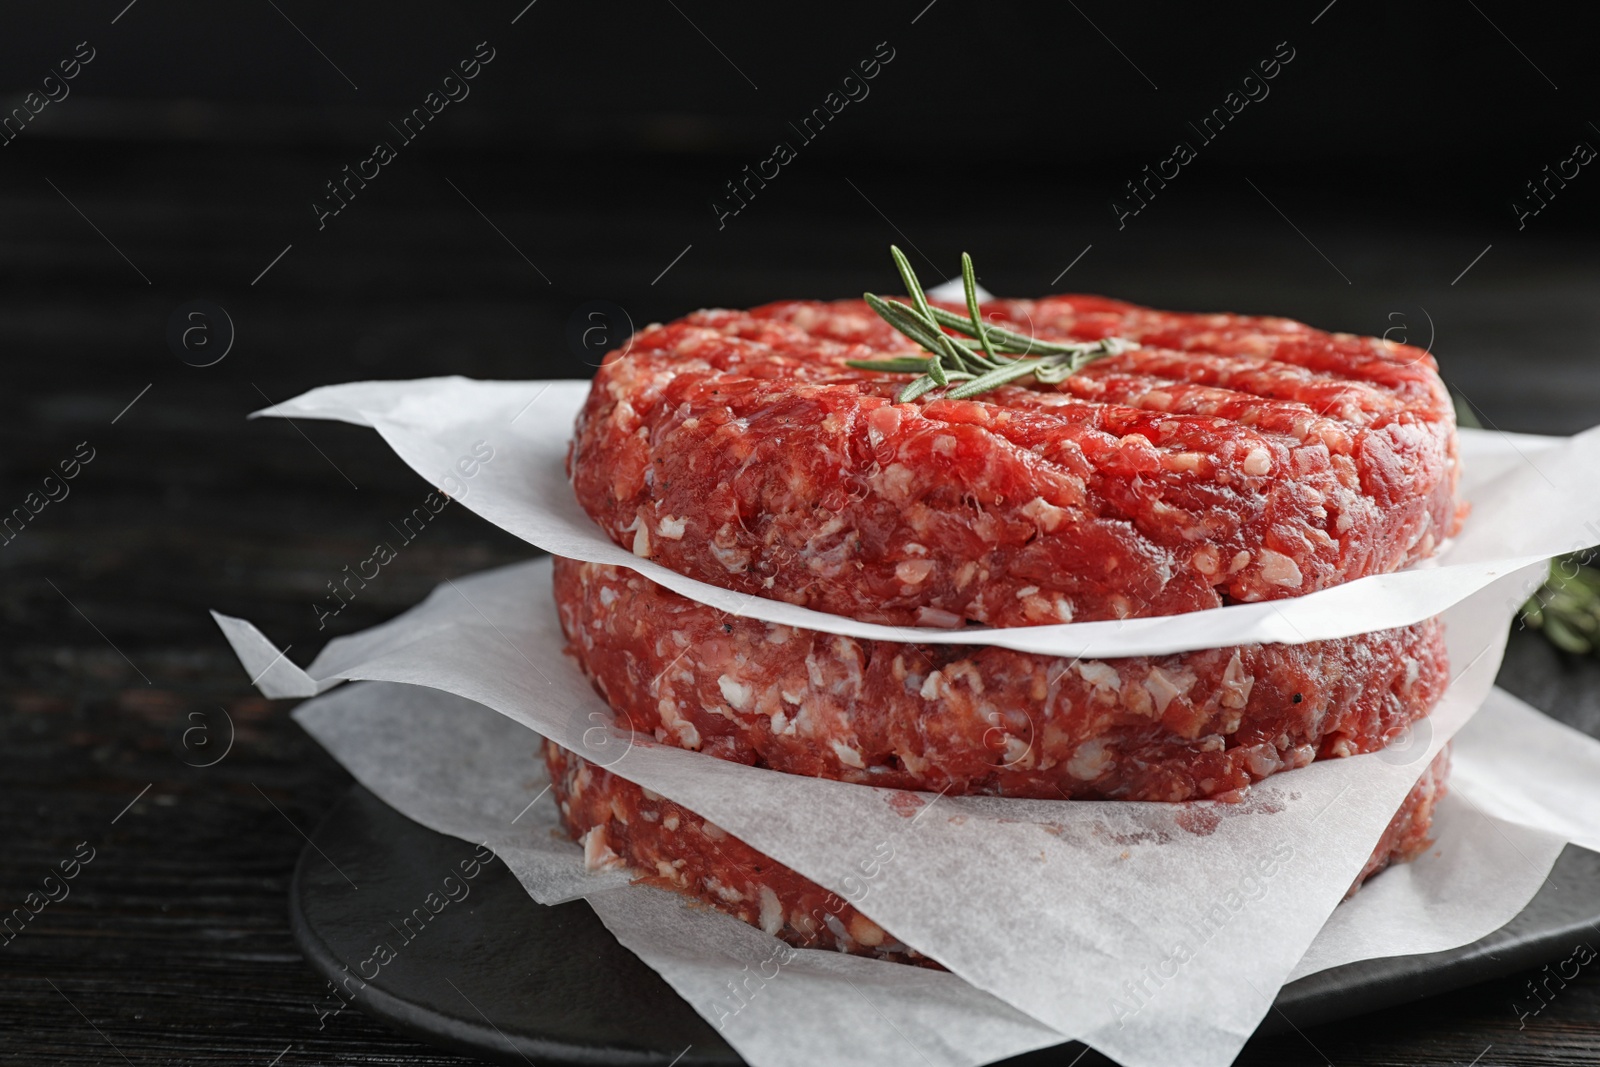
[290,785,1600,1066]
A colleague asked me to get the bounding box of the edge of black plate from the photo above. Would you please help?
[288,786,737,1066]
[1264,845,1600,1034]
[291,785,1599,1065]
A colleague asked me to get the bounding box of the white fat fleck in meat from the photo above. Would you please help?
[849,914,887,947]
[1191,545,1221,576]
[916,606,963,628]
[804,637,866,697]
[1243,447,1273,476]
[700,820,727,841]
[709,524,751,573]
[866,404,902,441]
[631,524,651,558]
[876,462,917,503]
[919,671,943,701]
[658,515,687,540]
[704,878,745,904]
[759,885,785,936]
[699,702,735,723]
[657,697,702,749]
[830,739,866,769]
[822,912,854,946]
[1219,651,1255,709]
[663,812,680,831]
[581,826,624,871]
[1245,744,1282,778]
[717,674,754,712]
[1075,661,1121,691]
[598,586,618,607]
[1067,739,1115,780]
[1228,550,1252,575]
[1015,585,1040,599]
[895,559,935,585]
[1119,434,1160,463]
[1144,665,1196,716]
[1020,496,1068,532]
[932,435,958,456]
[1021,593,1072,622]
[1256,549,1304,588]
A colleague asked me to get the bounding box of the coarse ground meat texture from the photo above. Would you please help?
[555,557,1449,802]
[570,295,1463,628]
[1348,746,1450,896]
[546,741,1450,963]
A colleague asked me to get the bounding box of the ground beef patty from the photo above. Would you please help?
[547,741,1451,963]
[570,296,1461,628]
[555,557,1448,803]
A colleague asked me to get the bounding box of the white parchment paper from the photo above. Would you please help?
[290,678,1600,1067]
[297,680,1065,1067]
[251,377,1600,657]
[216,553,1559,1067]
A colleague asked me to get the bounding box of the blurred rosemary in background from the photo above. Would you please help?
[1452,392,1600,657]
[1523,557,1600,656]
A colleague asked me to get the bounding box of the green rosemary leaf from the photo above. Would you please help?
[897,374,942,403]
[945,358,1042,399]
[844,357,940,373]
[875,270,970,370]
[864,293,946,354]
[1542,614,1592,655]
[1522,551,1600,658]
[890,245,935,324]
[925,305,1074,357]
[1032,359,1082,384]
[862,246,1134,402]
[961,253,1001,366]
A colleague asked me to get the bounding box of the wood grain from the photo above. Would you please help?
[3,139,1599,1066]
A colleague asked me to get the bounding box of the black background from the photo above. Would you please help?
[4,1,1600,1064]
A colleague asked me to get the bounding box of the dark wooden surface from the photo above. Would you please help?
[4,136,1600,1066]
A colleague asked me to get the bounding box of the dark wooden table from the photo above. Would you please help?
[4,137,1600,1065]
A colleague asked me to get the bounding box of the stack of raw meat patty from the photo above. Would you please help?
[548,292,1463,962]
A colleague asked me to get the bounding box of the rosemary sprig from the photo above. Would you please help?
[846,246,1137,403]
[1522,553,1600,655]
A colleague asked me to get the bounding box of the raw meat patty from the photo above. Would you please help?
[555,557,1448,803]
[570,295,1462,627]
[547,741,1450,963]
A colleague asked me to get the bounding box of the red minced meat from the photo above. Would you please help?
[555,557,1449,803]
[570,296,1463,629]
[547,740,1450,962]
